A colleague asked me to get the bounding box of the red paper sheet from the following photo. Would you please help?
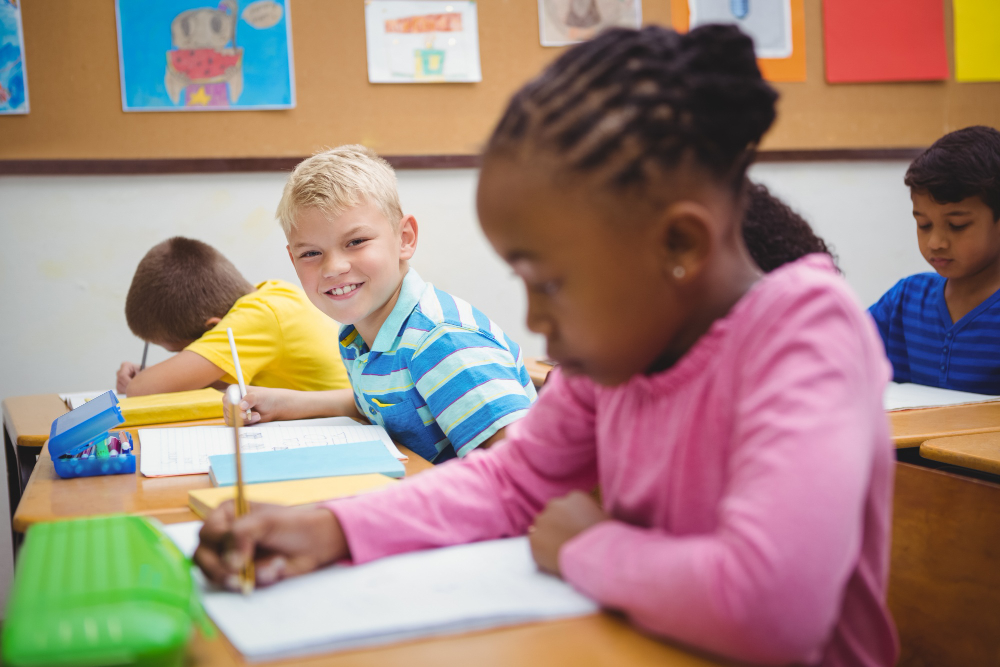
[823,0,948,83]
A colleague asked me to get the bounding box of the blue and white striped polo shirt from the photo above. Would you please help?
[869,272,1000,394]
[339,269,537,463]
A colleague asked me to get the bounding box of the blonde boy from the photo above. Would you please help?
[118,237,351,396]
[234,146,537,463]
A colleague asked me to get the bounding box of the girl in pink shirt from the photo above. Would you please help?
[197,24,898,666]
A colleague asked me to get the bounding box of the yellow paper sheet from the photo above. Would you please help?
[188,474,397,518]
[118,387,224,427]
[954,0,1000,82]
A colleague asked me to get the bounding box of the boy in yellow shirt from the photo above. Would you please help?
[116,237,350,396]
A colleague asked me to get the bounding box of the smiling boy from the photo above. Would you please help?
[869,125,1000,394]
[235,145,537,462]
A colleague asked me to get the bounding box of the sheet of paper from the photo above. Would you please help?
[953,0,1000,82]
[364,1,481,83]
[0,0,29,114]
[688,0,792,59]
[822,0,948,83]
[59,391,124,411]
[538,0,641,47]
[884,382,1000,412]
[115,0,295,111]
[139,421,404,477]
[160,522,598,661]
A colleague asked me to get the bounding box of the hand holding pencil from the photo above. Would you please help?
[227,327,252,422]
[227,384,254,596]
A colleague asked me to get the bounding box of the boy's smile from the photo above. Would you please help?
[287,202,417,347]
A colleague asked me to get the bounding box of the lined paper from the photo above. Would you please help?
[139,418,405,477]
[161,522,598,661]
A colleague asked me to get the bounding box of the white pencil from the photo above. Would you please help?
[226,327,252,421]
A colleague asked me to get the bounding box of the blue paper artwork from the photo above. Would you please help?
[0,0,29,115]
[115,0,295,112]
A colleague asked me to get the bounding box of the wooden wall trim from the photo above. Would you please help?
[0,149,924,176]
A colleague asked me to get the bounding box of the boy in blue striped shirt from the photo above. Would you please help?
[869,126,1000,394]
[231,145,537,462]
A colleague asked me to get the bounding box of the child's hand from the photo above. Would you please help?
[194,501,349,590]
[116,361,140,394]
[223,386,287,424]
[529,490,608,576]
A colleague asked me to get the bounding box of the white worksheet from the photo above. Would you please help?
[59,390,124,410]
[883,381,1000,412]
[139,418,404,477]
[161,522,598,661]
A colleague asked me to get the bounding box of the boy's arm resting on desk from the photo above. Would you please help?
[559,294,894,664]
[122,351,226,397]
[327,369,597,563]
[225,387,362,424]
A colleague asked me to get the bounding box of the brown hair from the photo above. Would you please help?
[125,237,254,344]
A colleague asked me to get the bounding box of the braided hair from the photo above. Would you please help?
[742,182,839,273]
[486,24,778,195]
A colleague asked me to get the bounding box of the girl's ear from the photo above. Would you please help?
[654,201,713,283]
[399,215,419,261]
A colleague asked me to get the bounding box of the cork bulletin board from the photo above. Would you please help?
[3,0,1000,170]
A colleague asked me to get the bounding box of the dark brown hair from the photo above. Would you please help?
[742,181,838,273]
[485,24,778,196]
[904,125,1000,221]
[125,237,254,344]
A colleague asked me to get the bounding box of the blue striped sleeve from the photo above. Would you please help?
[410,325,534,456]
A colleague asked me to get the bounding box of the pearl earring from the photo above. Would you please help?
[673,266,686,279]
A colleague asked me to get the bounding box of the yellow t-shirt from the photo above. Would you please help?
[186,280,350,391]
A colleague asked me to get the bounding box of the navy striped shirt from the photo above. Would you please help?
[340,269,537,463]
[869,272,1000,394]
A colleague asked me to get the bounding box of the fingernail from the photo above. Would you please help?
[225,551,244,571]
[257,557,286,585]
[224,574,240,591]
[240,401,248,410]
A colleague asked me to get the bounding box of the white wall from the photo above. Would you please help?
[0,161,928,403]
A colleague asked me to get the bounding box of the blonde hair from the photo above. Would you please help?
[277,145,403,235]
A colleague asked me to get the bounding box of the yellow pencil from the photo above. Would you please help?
[228,385,255,595]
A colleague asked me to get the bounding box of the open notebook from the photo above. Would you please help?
[161,522,598,661]
[884,382,1000,412]
[139,417,405,477]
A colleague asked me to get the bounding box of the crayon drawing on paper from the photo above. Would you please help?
[364,1,482,83]
[538,0,641,47]
[115,0,295,112]
[0,0,29,114]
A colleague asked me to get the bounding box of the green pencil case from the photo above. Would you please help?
[2,515,210,667]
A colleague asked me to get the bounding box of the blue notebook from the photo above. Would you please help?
[208,442,405,487]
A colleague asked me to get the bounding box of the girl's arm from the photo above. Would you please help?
[556,288,895,665]
[326,370,600,564]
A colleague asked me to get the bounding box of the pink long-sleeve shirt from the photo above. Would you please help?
[327,255,899,666]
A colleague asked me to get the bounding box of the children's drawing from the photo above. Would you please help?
[115,0,295,112]
[0,0,29,114]
[688,0,792,59]
[538,0,642,47]
[365,1,482,84]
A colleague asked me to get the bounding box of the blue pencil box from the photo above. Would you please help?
[49,390,136,479]
[208,442,405,487]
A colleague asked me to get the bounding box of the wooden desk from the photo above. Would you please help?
[524,357,555,389]
[187,614,721,666]
[888,462,1000,666]
[12,419,432,533]
[7,394,724,667]
[920,431,1000,476]
[888,401,1000,447]
[2,393,68,493]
